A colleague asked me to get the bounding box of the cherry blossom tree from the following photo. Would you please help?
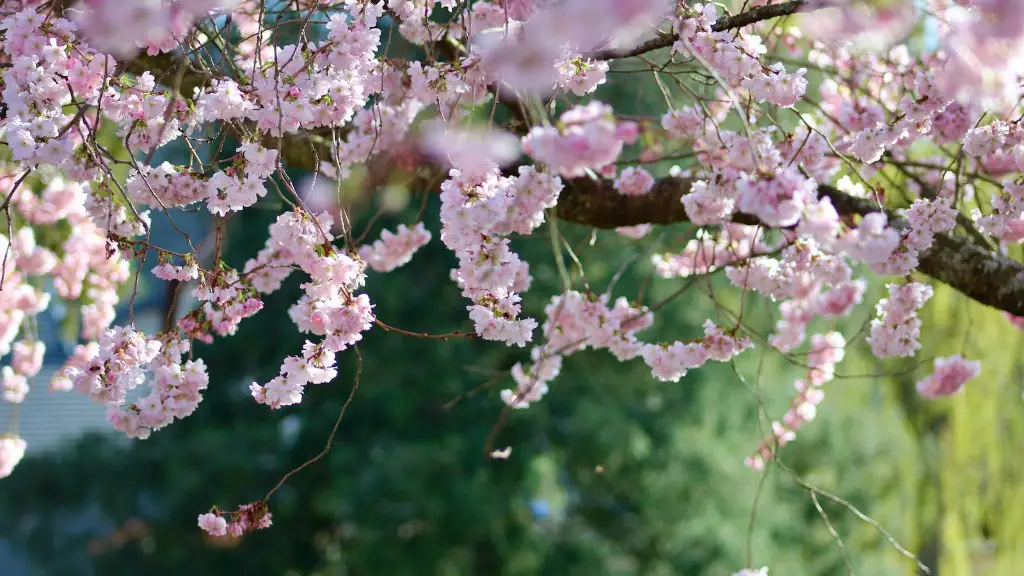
[1,0,1021,572]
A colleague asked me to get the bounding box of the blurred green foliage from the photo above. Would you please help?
[7,193,1021,576]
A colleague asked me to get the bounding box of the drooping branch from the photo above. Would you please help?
[592,0,834,61]
[556,175,1024,317]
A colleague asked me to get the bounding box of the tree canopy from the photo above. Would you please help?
[3,1,1024,574]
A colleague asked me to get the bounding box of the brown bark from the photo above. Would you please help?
[555,175,1024,316]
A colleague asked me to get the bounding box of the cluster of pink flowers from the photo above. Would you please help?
[674,3,807,108]
[0,174,129,393]
[107,338,210,439]
[197,501,272,538]
[916,355,981,399]
[204,144,277,215]
[249,210,373,408]
[868,283,934,358]
[523,102,637,177]
[673,127,839,231]
[977,182,1024,243]
[614,167,655,196]
[0,233,49,393]
[502,289,753,408]
[153,258,201,282]
[439,164,562,346]
[839,213,901,265]
[502,290,654,408]
[661,107,707,140]
[359,223,433,273]
[50,343,100,393]
[682,172,740,225]
[178,269,264,341]
[928,0,1024,106]
[726,239,852,304]
[126,163,209,209]
[419,124,520,182]
[746,332,846,471]
[810,47,963,166]
[873,197,957,276]
[331,99,424,179]
[73,0,232,57]
[642,320,752,382]
[2,340,44,403]
[71,327,161,406]
[2,10,103,169]
[722,238,865,353]
[735,167,818,228]
[474,0,667,94]
[555,51,609,96]
[653,225,767,279]
[742,63,809,109]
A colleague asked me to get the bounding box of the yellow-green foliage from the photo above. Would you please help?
[919,286,1024,575]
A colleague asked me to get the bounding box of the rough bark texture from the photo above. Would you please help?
[556,176,1024,316]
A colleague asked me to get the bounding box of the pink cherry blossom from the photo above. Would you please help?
[0,435,27,479]
[198,513,228,537]
[916,355,981,399]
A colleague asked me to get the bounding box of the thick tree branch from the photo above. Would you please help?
[592,0,833,61]
[556,175,1024,317]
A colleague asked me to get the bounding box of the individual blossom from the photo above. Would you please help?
[2,366,29,403]
[916,355,981,399]
[613,166,655,196]
[0,435,27,479]
[198,512,228,537]
[661,107,705,139]
[11,340,44,377]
